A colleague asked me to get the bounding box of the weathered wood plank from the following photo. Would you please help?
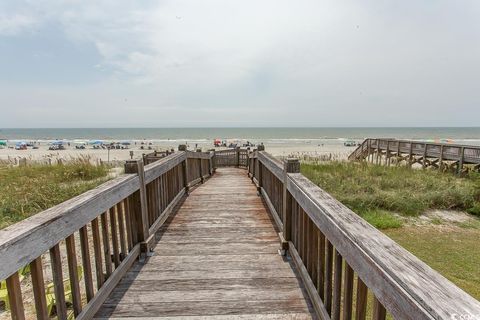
[114,277,305,292]
[95,168,314,319]
[94,314,314,320]
[105,288,308,304]
[96,299,313,318]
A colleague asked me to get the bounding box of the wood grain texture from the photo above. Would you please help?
[0,174,139,280]
[30,257,49,320]
[95,168,315,319]
[286,172,480,319]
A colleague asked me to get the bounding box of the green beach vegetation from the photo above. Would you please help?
[301,161,480,300]
[301,161,480,228]
[0,158,111,229]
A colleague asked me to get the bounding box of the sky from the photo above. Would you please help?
[0,0,479,128]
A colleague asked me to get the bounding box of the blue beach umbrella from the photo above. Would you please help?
[51,140,65,145]
[89,140,104,145]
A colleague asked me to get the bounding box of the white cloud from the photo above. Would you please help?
[0,14,37,35]
[1,0,480,126]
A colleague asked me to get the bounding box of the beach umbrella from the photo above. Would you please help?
[0,140,6,146]
[16,141,27,146]
[120,141,131,145]
[51,140,65,145]
[89,140,104,145]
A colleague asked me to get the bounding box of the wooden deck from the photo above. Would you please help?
[94,168,315,319]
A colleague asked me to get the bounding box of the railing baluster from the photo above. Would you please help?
[332,249,343,320]
[317,231,325,300]
[65,234,82,316]
[343,263,354,320]
[355,277,368,320]
[109,207,121,268]
[325,240,334,315]
[6,272,25,320]
[100,212,113,278]
[91,217,105,288]
[311,227,318,291]
[373,297,387,320]
[124,198,133,251]
[30,257,48,320]
[79,226,95,301]
[49,244,67,320]
[116,202,127,260]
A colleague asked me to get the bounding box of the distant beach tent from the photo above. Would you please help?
[0,140,6,146]
[89,140,104,145]
[15,141,27,150]
[73,140,88,145]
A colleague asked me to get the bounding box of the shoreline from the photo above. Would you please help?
[0,142,353,162]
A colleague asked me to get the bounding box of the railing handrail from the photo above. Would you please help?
[252,149,480,319]
[355,138,480,153]
[286,171,480,319]
[0,151,190,281]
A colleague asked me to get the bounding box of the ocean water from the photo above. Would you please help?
[1,127,480,146]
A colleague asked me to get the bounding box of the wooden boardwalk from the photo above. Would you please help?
[95,168,315,319]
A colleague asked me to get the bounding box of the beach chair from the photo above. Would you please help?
[0,280,8,310]
[46,266,83,316]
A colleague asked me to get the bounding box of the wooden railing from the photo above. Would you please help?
[2,145,480,320]
[349,138,480,172]
[214,148,249,167]
[248,149,480,320]
[0,148,214,320]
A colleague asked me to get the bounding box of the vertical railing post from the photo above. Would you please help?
[386,140,391,166]
[396,141,401,165]
[251,149,257,182]
[124,160,149,251]
[211,149,216,173]
[196,148,204,183]
[256,145,265,193]
[422,143,428,169]
[439,144,444,171]
[178,144,189,194]
[408,142,413,168]
[282,158,300,252]
[207,149,214,175]
[458,146,465,175]
[236,146,240,167]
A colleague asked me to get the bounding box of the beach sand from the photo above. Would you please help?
[0,141,354,164]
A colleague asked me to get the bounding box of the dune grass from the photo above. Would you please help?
[385,226,480,300]
[0,160,111,229]
[301,161,480,228]
[301,161,480,300]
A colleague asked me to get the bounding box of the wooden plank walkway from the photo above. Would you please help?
[95,168,315,319]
